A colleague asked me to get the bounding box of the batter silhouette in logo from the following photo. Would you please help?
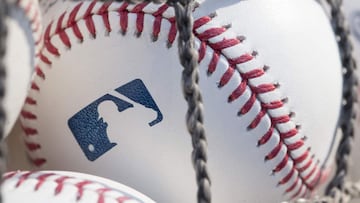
[68,79,163,161]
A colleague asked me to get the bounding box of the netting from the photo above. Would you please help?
[322,0,360,202]
[122,0,360,202]
[1,0,360,203]
[0,0,7,202]
[169,1,211,202]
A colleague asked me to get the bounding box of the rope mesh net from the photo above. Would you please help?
[1,0,360,203]
[0,0,8,202]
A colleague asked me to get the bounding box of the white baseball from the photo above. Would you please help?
[20,0,343,202]
[2,170,155,203]
[38,0,79,27]
[4,0,41,136]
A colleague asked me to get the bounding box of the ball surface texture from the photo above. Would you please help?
[21,0,343,202]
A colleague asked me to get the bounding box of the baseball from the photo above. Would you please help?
[2,170,155,203]
[20,0,343,202]
[3,0,41,136]
[38,0,78,27]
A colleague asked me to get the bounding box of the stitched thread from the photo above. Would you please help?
[323,0,359,201]
[21,1,325,198]
[3,171,138,203]
[16,0,43,55]
[170,1,211,202]
[193,15,321,196]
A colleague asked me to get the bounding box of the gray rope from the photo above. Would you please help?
[167,1,211,202]
[292,0,360,202]
[323,0,359,202]
[100,0,211,202]
[84,0,360,202]
[0,0,8,203]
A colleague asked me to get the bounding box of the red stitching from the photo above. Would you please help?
[228,53,254,65]
[258,128,274,146]
[39,52,52,65]
[239,93,256,115]
[198,42,206,62]
[304,165,318,183]
[15,171,33,187]
[280,128,298,139]
[132,3,147,36]
[84,1,97,38]
[265,141,282,161]
[25,97,37,105]
[218,66,235,87]
[3,171,17,181]
[22,126,38,136]
[152,5,169,40]
[207,52,219,74]
[242,69,265,79]
[21,110,37,119]
[272,115,291,124]
[228,80,247,102]
[23,0,31,13]
[291,185,305,199]
[96,188,131,203]
[97,188,111,203]
[279,166,295,185]
[35,66,45,80]
[32,13,41,34]
[197,27,226,40]
[25,142,41,151]
[285,177,299,193]
[309,170,322,189]
[76,180,92,201]
[30,81,40,91]
[20,1,325,198]
[117,197,131,203]
[211,38,240,50]
[248,109,266,129]
[3,171,141,202]
[294,150,310,164]
[194,15,211,29]
[262,100,284,109]
[57,12,71,48]
[98,2,113,33]
[118,2,129,34]
[298,159,313,173]
[17,0,43,55]
[252,84,276,94]
[287,140,305,151]
[35,173,55,191]
[69,3,84,41]
[192,15,322,196]
[167,17,177,45]
[274,155,290,174]
[31,10,41,35]
[54,176,70,195]
[32,158,47,167]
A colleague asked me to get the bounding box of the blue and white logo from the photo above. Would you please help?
[68,79,163,161]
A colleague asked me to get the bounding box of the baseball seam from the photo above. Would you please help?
[17,0,43,56]
[3,171,142,203]
[20,1,324,199]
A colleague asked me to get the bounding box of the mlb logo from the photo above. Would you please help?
[68,79,163,161]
